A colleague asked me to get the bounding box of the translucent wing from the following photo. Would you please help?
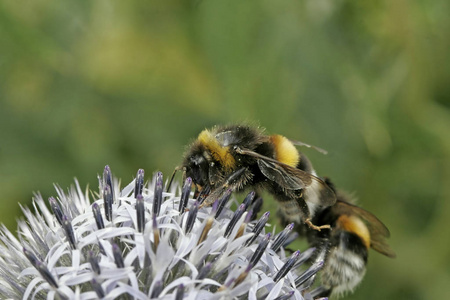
[257,159,308,190]
[334,200,396,258]
[236,148,336,207]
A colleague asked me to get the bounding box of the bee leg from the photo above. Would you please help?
[295,196,331,231]
[199,167,247,208]
[198,187,223,208]
[196,185,211,204]
[193,185,200,198]
[249,193,264,220]
[166,166,183,192]
[305,218,331,231]
[182,168,186,183]
[223,167,247,188]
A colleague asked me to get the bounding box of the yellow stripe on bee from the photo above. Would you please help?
[270,135,300,167]
[337,215,371,249]
[197,129,236,171]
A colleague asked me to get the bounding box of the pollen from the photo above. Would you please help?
[337,215,371,249]
[270,135,300,167]
[198,129,236,170]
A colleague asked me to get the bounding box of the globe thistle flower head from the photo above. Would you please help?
[0,166,326,300]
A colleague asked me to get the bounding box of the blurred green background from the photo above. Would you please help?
[1,0,449,299]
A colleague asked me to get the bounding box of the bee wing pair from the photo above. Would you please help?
[235,147,336,207]
[333,200,397,258]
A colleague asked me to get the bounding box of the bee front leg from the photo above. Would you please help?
[199,188,225,208]
[222,167,247,189]
[199,167,247,208]
[166,166,185,192]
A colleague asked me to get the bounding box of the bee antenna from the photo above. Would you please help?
[289,139,328,155]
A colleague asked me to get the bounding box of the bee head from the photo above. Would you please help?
[183,150,209,188]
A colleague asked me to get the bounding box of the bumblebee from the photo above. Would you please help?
[169,124,337,230]
[302,180,396,297]
[170,124,395,297]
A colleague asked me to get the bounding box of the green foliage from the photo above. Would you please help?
[0,0,449,299]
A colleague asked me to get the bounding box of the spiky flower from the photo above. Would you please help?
[0,166,325,300]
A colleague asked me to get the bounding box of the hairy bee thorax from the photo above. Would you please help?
[197,129,236,171]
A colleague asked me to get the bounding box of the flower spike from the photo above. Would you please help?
[0,167,320,300]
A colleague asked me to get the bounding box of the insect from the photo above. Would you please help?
[168,124,337,231]
[303,179,396,297]
[169,124,395,297]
